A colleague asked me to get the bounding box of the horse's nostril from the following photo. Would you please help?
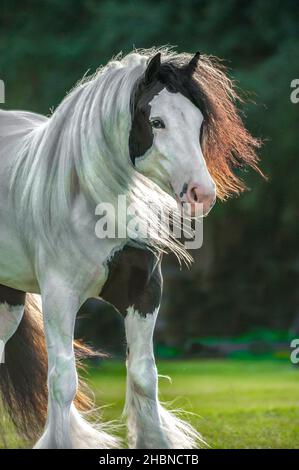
[184,182,216,216]
[191,188,198,202]
[187,184,201,203]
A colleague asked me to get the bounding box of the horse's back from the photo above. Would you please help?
[0,109,47,141]
[0,109,47,183]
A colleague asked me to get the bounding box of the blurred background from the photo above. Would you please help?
[1,0,299,448]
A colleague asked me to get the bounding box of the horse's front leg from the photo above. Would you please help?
[125,302,171,449]
[102,248,169,448]
[102,246,202,449]
[123,261,201,449]
[34,277,81,449]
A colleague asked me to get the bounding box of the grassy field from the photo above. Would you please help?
[1,359,299,449]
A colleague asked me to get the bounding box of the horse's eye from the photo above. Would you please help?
[150,118,165,129]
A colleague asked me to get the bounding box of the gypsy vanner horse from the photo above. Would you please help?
[0,48,261,448]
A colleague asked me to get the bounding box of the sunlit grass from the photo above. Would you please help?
[1,360,299,448]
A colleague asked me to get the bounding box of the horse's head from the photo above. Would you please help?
[129,52,216,217]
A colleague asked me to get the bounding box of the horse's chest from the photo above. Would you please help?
[100,245,162,316]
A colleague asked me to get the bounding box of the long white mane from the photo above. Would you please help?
[10,49,191,264]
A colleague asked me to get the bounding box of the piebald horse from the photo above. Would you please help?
[0,49,261,448]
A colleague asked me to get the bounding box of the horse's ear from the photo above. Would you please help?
[188,51,201,73]
[144,53,161,84]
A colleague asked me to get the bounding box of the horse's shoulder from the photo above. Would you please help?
[0,109,48,135]
[100,245,162,316]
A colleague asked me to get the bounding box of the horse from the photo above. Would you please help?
[0,48,261,449]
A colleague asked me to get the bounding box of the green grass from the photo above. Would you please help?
[1,359,299,448]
